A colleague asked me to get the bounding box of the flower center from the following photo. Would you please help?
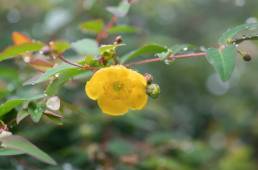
[112,81,123,91]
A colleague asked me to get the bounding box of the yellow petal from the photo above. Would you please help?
[97,96,129,116]
[128,88,148,110]
[85,70,107,100]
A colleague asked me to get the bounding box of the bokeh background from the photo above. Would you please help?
[1,0,258,169]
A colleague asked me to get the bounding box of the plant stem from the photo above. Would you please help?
[56,54,97,71]
[125,52,207,67]
[96,16,118,43]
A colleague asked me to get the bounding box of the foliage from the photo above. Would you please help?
[0,0,258,169]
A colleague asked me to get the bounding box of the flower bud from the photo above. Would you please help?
[146,84,160,99]
[115,36,123,44]
[243,54,252,62]
[144,73,153,84]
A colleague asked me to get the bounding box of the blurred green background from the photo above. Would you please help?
[1,0,258,169]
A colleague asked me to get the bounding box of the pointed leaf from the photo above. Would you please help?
[80,19,104,34]
[121,44,167,63]
[0,95,45,119]
[206,45,237,81]
[0,99,25,118]
[29,64,75,85]
[108,25,138,34]
[0,42,44,62]
[50,40,70,53]
[219,23,258,44]
[0,148,24,156]
[16,111,30,124]
[0,135,57,165]
[71,39,99,56]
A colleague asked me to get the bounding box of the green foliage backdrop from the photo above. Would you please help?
[1,0,258,169]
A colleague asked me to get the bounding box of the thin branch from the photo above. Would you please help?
[125,52,207,67]
[56,54,97,71]
[96,16,118,43]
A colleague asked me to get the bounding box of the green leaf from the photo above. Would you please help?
[80,19,104,34]
[29,64,75,85]
[108,25,138,34]
[0,148,24,156]
[0,99,25,118]
[51,40,70,53]
[16,110,30,124]
[0,95,45,119]
[29,103,45,123]
[106,0,131,17]
[206,45,237,81]
[0,42,44,62]
[121,44,167,63]
[218,23,258,44]
[0,135,57,165]
[46,69,88,96]
[71,39,99,56]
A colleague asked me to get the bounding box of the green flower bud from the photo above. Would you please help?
[146,84,160,99]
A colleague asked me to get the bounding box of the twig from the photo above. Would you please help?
[125,52,207,67]
[56,54,97,71]
[96,16,118,43]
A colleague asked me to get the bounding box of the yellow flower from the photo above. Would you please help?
[85,65,148,116]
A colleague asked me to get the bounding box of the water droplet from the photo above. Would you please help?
[55,73,60,78]
[46,96,61,111]
[23,56,31,63]
[164,59,171,65]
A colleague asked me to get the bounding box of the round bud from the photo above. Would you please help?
[115,36,123,44]
[144,73,153,84]
[146,84,160,99]
[243,54,252,62]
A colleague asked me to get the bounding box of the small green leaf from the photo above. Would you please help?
[121,44,167,63]
[219,23,258,44]
[108,25,138,34]
[0,95,45,119]
[0,135,57,165]
[0,42,44,62]
[0,99,25,118]
[16,111,30,124]
[29,64,75,85]
[29,103,45,123]
[106,0,131,17]
[51,41,70,53]
[46,69,88,96]
[71,39,99,56]
[206,45,237,81]
[80,19,104,34]
[0,148,24,156]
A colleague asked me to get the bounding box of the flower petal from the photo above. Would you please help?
[97,96,129,116]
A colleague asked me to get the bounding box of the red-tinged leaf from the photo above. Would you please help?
[12,32,32,45]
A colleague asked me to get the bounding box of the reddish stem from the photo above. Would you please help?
[96,16,118,43]
[125,52,207,67]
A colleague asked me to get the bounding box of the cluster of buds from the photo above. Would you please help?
[144,73,160,99]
